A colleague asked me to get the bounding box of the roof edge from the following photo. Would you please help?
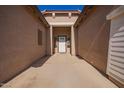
[42,10,81,14]
[26,5,50,28]
[35,5,50,27]
[74,5,94,28]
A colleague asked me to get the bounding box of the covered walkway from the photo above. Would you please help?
[2,54,117,88]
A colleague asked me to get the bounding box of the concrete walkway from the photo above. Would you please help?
[2,53,117,88]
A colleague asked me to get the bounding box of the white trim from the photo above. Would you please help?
[49,22,74,26]
[50,26,53,55]
[68,12,72,18]
[52,13,55,18]
[71,25,75,56]
[106,6,124,20]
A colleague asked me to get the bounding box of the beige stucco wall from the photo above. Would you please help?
[53,27,71,37]
[76,6,114,73]
[46,27,51,55]
[0,6,47,83]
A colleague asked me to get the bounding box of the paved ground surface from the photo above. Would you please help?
[2,53,117,88]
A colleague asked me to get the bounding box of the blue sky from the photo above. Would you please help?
[37,5,84,11]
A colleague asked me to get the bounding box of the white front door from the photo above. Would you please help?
[58,36,66,53]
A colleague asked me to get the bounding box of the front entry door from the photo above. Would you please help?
[58,36,66,53]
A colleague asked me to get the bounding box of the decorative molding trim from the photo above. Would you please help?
[49,22,74,26]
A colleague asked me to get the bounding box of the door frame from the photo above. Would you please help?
[58,35,67,53]
[51,25,74,55]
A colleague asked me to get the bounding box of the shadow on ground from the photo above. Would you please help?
[0,55,51,87]
[32,56,51,68]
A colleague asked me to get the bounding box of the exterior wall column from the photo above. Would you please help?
[71,25,75,56]
[50,25,53,55]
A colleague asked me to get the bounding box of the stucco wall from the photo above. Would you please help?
[76,6,114,73]
[46,27,51,55]
[53,27,71,37]
[0,6,47,83]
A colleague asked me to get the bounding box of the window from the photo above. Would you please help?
[38,29,42,45]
